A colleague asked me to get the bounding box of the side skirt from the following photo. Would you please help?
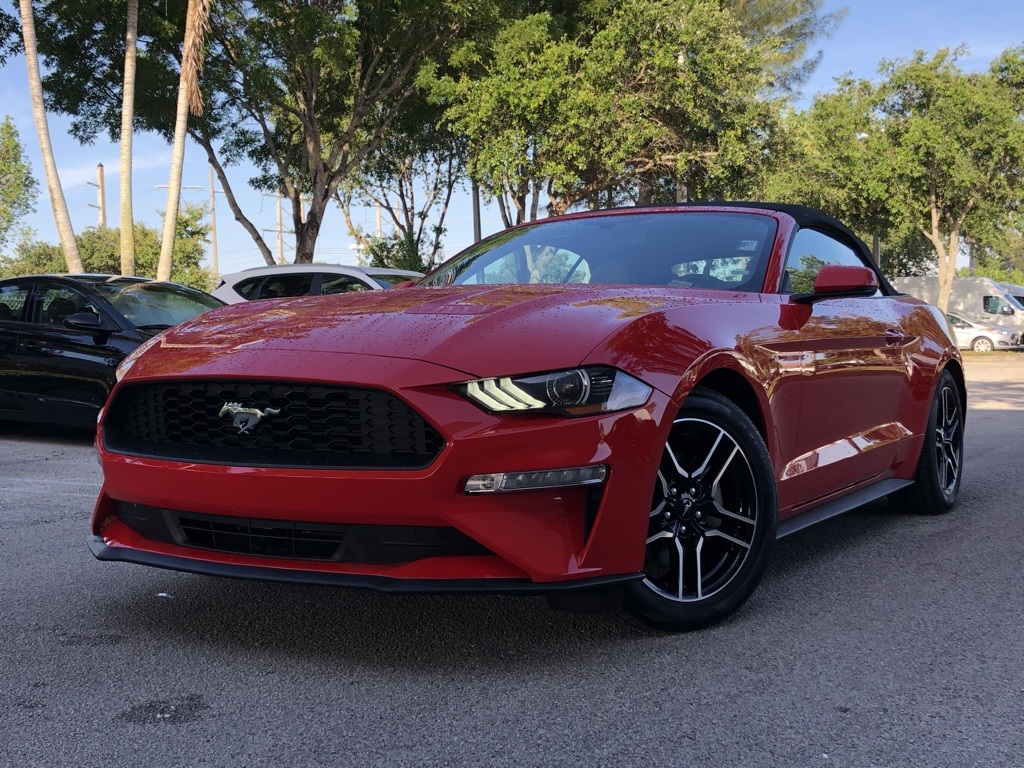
[776,478,914,539]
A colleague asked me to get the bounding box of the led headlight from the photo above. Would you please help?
[455,366,652,416]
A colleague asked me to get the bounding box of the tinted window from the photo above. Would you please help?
[321,275,371,295]
[38,286,101,326]
[235,277,263,299]
[0,283,29,322]
[783,228,871,294]
[257,274,315,299]
[421,213,776,292]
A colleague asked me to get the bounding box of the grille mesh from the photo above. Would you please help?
[115,502,490,564]
[103,380,444,469]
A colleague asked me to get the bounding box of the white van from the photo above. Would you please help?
[1000,283,1024,308]
[890,275,1024,334]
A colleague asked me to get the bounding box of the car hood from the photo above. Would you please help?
[143,285,742,377]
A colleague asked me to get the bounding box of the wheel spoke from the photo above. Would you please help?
[647,530,675,545]
[688,427,724,479]
[712,500,755,525]
[694,537,704,600]
[705,529,752,549]
[710,445,739,495]
[675,537,686,600]
[664,444,691,480]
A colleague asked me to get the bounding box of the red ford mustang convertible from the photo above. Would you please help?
[89,203,965,630]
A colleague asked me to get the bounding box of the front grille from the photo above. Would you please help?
[115,502,490,564]
[103,380,445,469]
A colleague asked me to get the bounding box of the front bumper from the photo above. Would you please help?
[91,353,673,588]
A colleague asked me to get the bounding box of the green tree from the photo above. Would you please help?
[0,115,38,252]
[0,203,214,290]
[727,0,847,93]
[36,0,494,265]
[435,0,779,227]
[762,48,1024,307]
[876,49,1024,311]
[337,97,465,271]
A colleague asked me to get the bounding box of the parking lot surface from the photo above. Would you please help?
[1,354,1022,767]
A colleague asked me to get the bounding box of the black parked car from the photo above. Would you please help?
[0,275,223,427]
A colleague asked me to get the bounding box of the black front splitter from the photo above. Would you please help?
[87,535,641,598]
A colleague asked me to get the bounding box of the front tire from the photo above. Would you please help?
[970,337,993,353]
[892,369,964,515]
[622,388,777,631]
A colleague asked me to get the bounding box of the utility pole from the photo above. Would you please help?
[261,190,293,265]
[276,191,284,264]
[471,182,481,243]
[87,163,107,228]
[208,164,219,277]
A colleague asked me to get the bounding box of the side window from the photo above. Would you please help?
[946,314,968,329]
[783,228,872,294]
[256,274,315,299]
[38,286,100,327]
[983,295,1012,315]
[0,283,30,323]
[321,275,371,295]
[234,277,264,299]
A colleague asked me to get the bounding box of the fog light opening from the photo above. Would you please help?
[465,465,608,494]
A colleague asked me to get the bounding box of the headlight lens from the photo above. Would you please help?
[456,366,652,416]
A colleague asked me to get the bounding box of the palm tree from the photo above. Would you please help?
[118,0,139,276]
[157,0,211,281]
[18,0,83,273]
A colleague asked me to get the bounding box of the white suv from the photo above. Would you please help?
[213,264,423,304]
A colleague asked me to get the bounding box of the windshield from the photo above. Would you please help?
[92,282,223,328]
[1007,293,1024,311]
[420,212,777,292]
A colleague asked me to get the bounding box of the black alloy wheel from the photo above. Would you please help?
[893,369,964,515]
[622,387,777,631]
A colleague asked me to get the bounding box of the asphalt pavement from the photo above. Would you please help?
[1,354,1022,767]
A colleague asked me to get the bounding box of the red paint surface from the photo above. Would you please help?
[91,206,961,586]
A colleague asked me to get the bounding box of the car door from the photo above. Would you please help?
[0,280,31,414]
[776,227,912,508]
[15,281,128,424]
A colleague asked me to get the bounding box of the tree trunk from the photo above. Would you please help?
[936,230,958,313]
[18,0,83,273]
[118,0,138,276]
[158,0,210,281]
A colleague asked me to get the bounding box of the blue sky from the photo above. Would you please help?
[2,0,1023,275]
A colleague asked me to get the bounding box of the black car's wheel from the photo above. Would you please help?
[622,387,777,631]
[970,337,993,353]
[892,369,964,515]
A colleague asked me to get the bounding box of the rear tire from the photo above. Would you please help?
[621,387,777,631]
[892,369,964,515]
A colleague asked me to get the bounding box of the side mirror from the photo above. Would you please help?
[64,311,112,332]
[1002,305,1015,315]
[792,264,879,304]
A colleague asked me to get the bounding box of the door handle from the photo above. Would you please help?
[885,328,904,346]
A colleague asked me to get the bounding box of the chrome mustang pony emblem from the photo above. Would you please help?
[219,402,280,434]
